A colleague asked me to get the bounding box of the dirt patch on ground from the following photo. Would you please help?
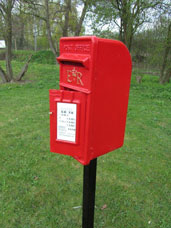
[0,79,33,85]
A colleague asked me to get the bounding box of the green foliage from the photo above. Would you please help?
[89,0,162,50]
[0,50,56,65]
[0,61,170,227]
[132,15,171,77]
[92,29,118,39]
[37,37,49,50]
[12,50,35,62]
[30,50,56,65]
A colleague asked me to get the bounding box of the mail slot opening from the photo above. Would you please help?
[62,87,78,92]
[60,61,84,67]
[63,87,73,91]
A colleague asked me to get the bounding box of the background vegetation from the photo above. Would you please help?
[0,0,170,83]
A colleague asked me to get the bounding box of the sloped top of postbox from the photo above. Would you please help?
[59,36,97,42]
[59,36,98,55]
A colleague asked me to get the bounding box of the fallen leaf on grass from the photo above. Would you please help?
[73,206,82,209]
[101,204,107,210]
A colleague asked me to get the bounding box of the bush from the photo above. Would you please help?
[0,50,56,65]
[30,50,56,65]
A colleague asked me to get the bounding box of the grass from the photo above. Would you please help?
[0,60,171,228]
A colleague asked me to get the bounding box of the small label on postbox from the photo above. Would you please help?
[57,103,77,142]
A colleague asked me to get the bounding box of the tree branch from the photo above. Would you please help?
[0,3,7,20]
[0,7,5,18]
[52,9,65,18]
[75,0,90,36]
[0,64,8,83]
[12,0,16,8]
[22,10,46,21]
[115,0,121,11]
[23,0,45,9]
[16,54,33,81]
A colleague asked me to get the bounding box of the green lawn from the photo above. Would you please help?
[0,61,171,228]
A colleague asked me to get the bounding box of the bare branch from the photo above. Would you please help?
[52,9,65,20]
[24,11,47,21]
[0,7,5,18]
[113,19,120,28]
[115,0,121,11]
[0,65,9,83]
[23,0,45,9]
[0,3,6,13]
[75,0,90,36]
[16,54,33,81]
[12,0,16,8]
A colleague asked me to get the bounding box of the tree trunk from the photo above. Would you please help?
[19,22,25,49]
[160,22,171,84]
[14,38,17,50]
[0,65,8,83]
[63,0,71,37]
[45,0,58,58]
[75,0,89,36]
[121,21,133,51]
[164,68,171,83]
[117,0,134,51]
[18,2,25,49]
[5,0,14,81]
[127,29,133,51]
[0,0,32,83]
[119,18,124,42]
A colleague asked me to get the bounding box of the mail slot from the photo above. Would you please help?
[49,36,132,165]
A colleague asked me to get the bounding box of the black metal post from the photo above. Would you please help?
[82,158,97,228]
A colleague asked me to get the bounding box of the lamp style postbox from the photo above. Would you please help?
[49,36,132,165]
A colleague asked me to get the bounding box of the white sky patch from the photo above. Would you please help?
[0,40,6,48]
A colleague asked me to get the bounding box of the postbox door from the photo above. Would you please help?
[49,89,87,161]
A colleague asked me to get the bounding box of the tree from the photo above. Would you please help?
[63,0,71,37]
[60,0,90,37]
[160,20,171,84]
[23,0,90,58]
[23,0,65,57]
[0,0,32,83]
[157,2,171,84]
[75,0,91,36]
[60,0,77,37]
[0,0,14,82]
[90,0,161,51]
[12,1,28,50]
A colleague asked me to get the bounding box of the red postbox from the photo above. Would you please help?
[49,36,132,165]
